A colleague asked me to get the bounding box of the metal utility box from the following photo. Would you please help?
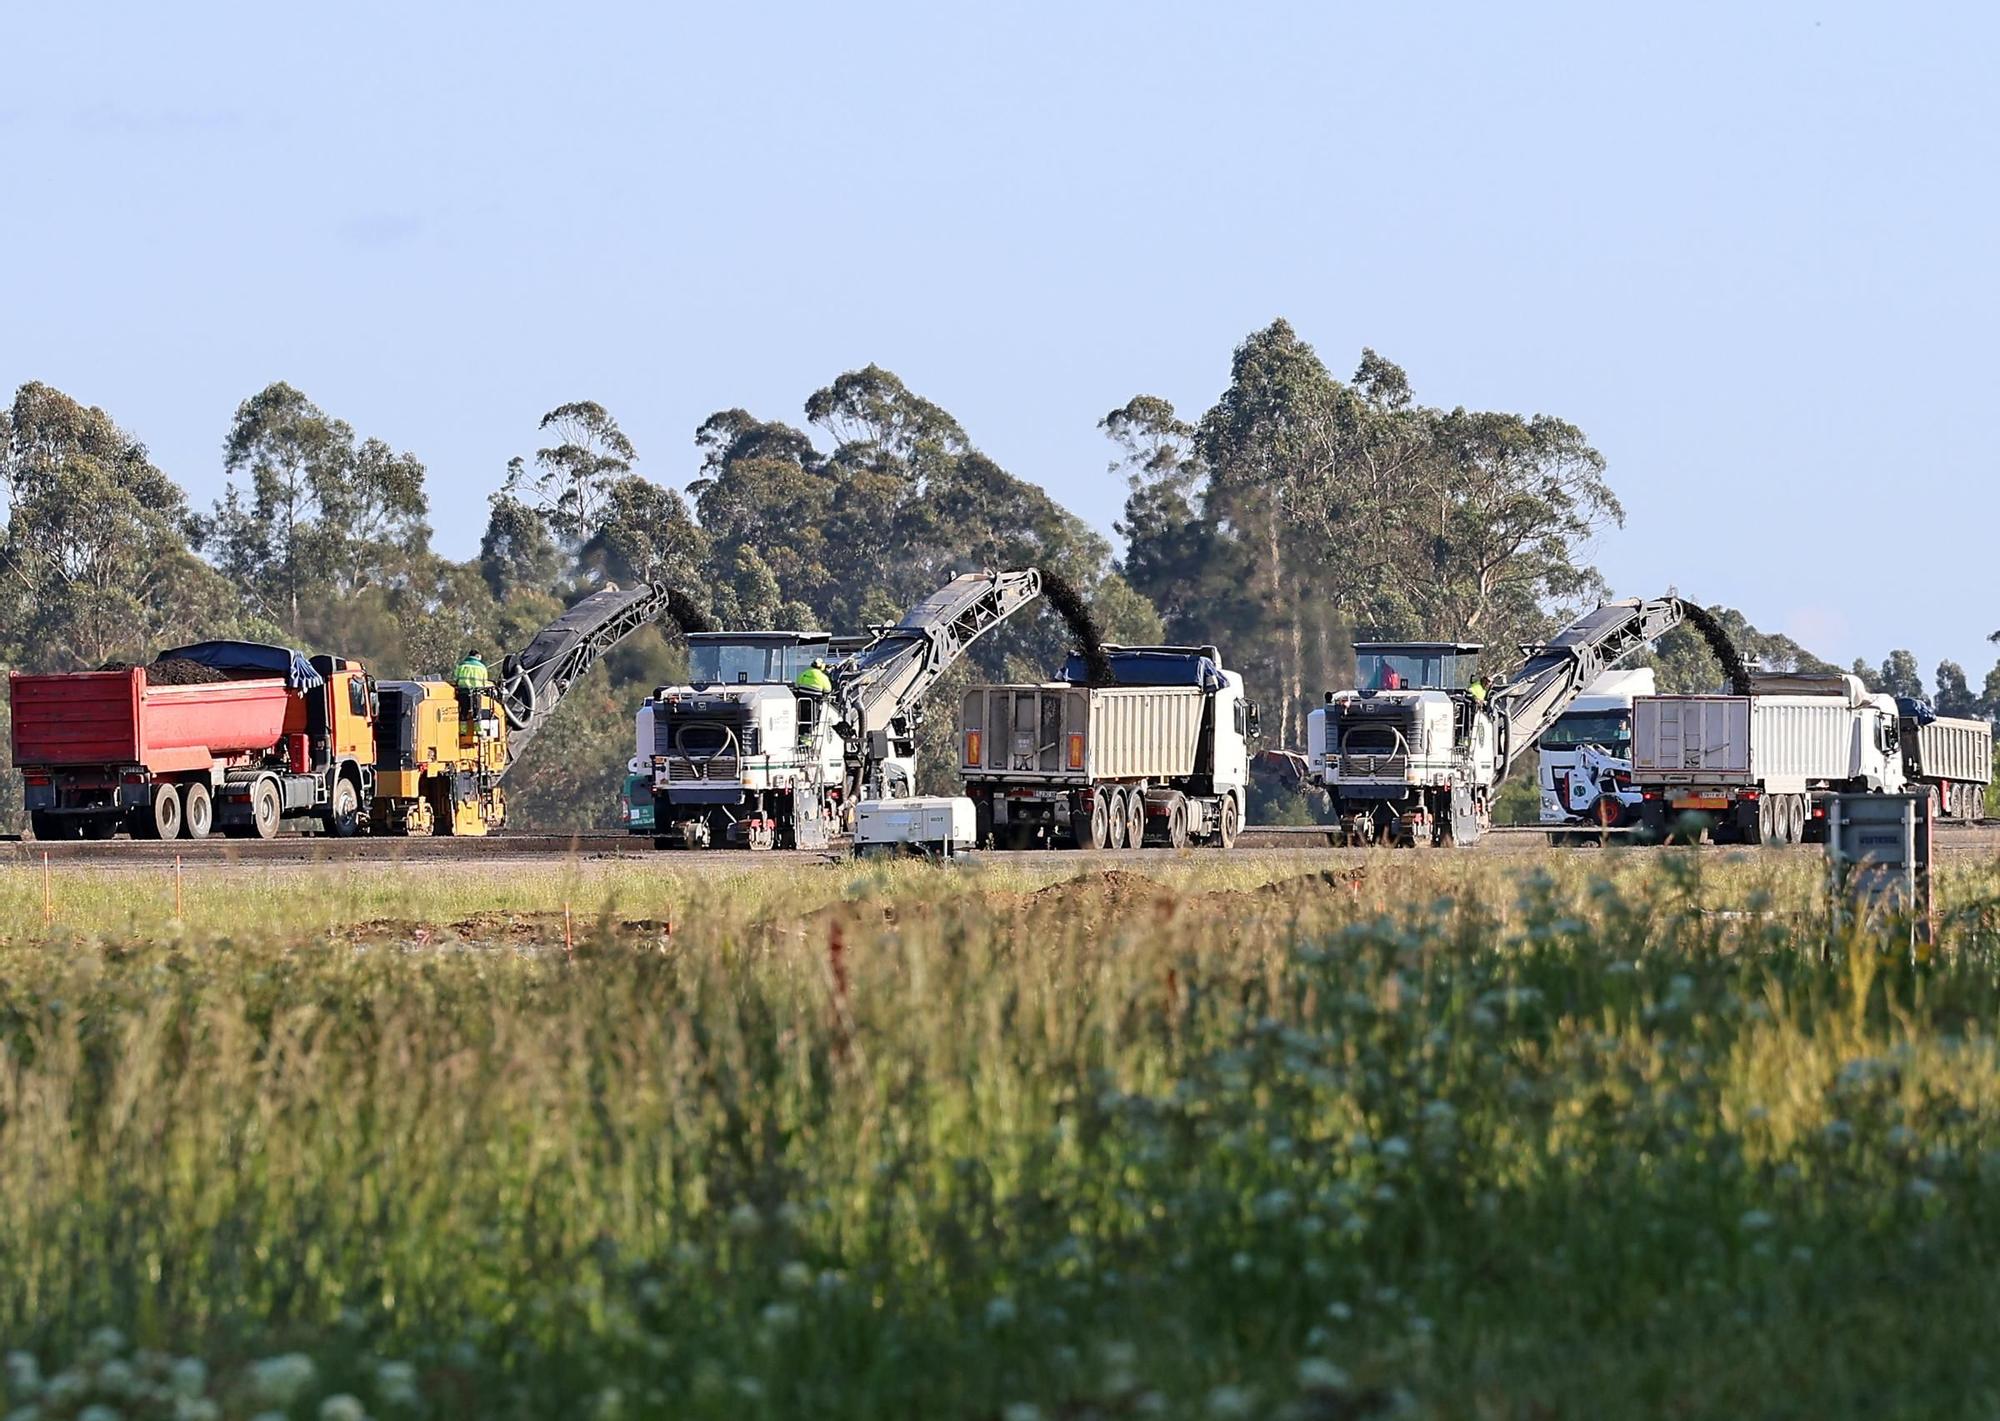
[853,796,977,857]
[959,685,1205,783]
[1827,793,1933,948]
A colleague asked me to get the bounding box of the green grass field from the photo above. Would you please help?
[6,852,2000,1419]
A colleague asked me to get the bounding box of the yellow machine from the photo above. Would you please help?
[370,680,508,835]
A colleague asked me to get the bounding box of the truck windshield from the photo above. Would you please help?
[688,640,829,685]
[1539,710,1632,751]
[1355,651,1472,692]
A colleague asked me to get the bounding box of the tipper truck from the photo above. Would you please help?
[13,582,693,840]
[1631,672,1992,843]
[11,645,378,840]
[958,645,1256,849]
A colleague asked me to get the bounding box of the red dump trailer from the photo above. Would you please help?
[10,664,340,840]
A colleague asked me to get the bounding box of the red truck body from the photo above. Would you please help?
[10,669,294,774]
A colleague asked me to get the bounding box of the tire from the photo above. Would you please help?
[248,778,283,840]
[182,782,213,840]
[1753,795,1774,847]
[1786,795,1805,844]
[1216,793,1240,850]
[323,776,362,838]
[1125,789,1147,850]
[1167,796,1190,850]
[1106,788,1129,850]
[1088,789,1111,850]
[142,783,183,841]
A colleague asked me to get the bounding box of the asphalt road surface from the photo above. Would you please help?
[7,822,1999,873]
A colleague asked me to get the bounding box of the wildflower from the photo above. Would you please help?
[727,1202,763,1236]
[1297,1357,1350,1390]
[760,1302,800,1331]
[1253,1188,1296,1220]
[734,1378,765,1401]
[1001,1405,1043,1421]
[6,1352,41,1395]
[1326,1300,1354,1321]
[374,1360,416,1408]
[779,1260,814,1292]
[78,1406,122,1421]
[1230,1251,1254,1274]
[176,1400,222,1421]
[985,1296,1018,1328]
[1206,1384,1255,1418]
[169,1358,208,1399]
[1738,1209,1775,1232]
[1908,1177,1940,1200]
[319,1396,368,1421]
[248,1354,317,1408]
[1379,1136,1411,1161]
[95,1358,135,1396]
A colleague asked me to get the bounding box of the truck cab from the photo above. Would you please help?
[1537,668,1655,829]
[642,631,853,849]
[1308,641,1499,843]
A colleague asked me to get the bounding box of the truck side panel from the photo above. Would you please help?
[1753,698,1865,792]
[10,669,292,773]
[1085,687,1204,781]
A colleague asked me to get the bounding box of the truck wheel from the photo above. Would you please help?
[248,778,283,839]
[1106,789,1129,850]
[136,783,183,841]
[182,783,213,840]
[1087,789,1111,850]
[1786,795,1806,844]
[1166,796,1190,849]
[323,776,362,838]
[1216,793,1240,850]
[1752,796,1774,847]
[1125,790,1147,850]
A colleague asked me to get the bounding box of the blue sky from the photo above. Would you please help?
[6,2,1996,682]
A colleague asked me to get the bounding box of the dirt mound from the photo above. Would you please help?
[146,658,230,685]
[1030,868,1179,917]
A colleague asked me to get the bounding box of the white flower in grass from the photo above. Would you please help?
[726,1202,762,1236]
[175,1399,221,1421]
[1738,1209,1775,1232]
[779,1260,814,1292]
[1001,1405,1043,1421]
[5,1352,40,1395]
[760,1302,800,1332]
[1205,1384,1254,1418]
[1908,1177,1940,1200]
[1379,1136,1411,1161]
[94,1358,135,1396]
[984,1296,1018,1328]
[1297,1357,1350,1390]
[77,1406,123,1421]
[168,1358,207,1399]
[319,1395,368,1421]
[84,1329,127,1363]
[248,1354,317,1408]
[1325,1300,1353,1321]
[373,1360,417,1408]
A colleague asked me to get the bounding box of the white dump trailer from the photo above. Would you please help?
[1908,718,1992,819]
[959,646,1253,849]
[1630,672,1987,843]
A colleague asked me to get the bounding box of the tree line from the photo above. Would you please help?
[4,319,1989,832]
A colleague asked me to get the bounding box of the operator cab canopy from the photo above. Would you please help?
[684,631,831,687]
[1352,642,1481,694]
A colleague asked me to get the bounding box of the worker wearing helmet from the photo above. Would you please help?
[454,652,491,693]
[795,657,834,695]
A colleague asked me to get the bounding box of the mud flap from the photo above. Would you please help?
[1448,785,1483,846]
[791,797,833,851]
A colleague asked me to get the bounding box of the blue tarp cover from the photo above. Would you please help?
[158,641,325,693]
[1061,650,1222,690]
[1896,695,1938,727]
